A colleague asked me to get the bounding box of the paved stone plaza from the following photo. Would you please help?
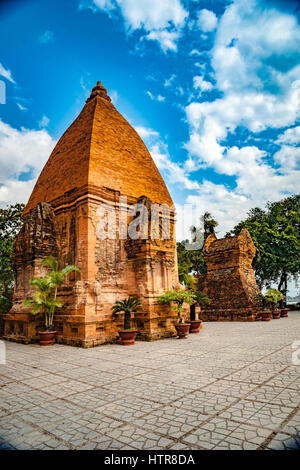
[0,313,299,450]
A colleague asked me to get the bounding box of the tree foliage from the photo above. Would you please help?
[0,203,25,316]
[177,212,219,284]
[227,195,300,294]
[158,289,196,324]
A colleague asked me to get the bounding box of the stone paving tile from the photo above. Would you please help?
[181,427,228,449]
[200,417,240,435]
[245,403,295,431]
[218,399,264,423]
[0,392,40,414]
[4,430,71,450]
[213,436,259,450]
[96,396,162,421]
[39,412,123,445]
[133,384,187,404]
[64,387,121,409]
[266,433,300,450]
[0,375,14,386]
[133,408,206,440]
[20,374,70,388]
[204,379,258,398]
[224,422,271,445]
[1,312,300,450]
[0,415,36,440]
[104,424,174,450]
[17,405,69,426]
[135,371,215,389]
[280,411,300,437]
[72,371,122,387]
[41,379,95,398]
[0,364,49,380]
[174,391,237,415]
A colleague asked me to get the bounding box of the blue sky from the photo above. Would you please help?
[0,0,299,250]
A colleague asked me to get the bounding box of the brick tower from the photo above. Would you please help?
[4,82,180,346]
[198,229,260,321]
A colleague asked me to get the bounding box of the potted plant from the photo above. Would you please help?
[265,289,283,319]
[112,296,142,345]
[254,293,272,321]
[280,307,289,318]
[188,291,211,333]
[24,256,81,346]
[158,289,196,339]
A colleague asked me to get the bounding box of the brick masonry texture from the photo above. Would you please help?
[0,313,299,450]
[198,229,261,321]
[4,82,182,347]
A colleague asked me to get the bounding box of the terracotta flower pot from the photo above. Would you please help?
[188,320,202,334]
[272,309,281,319]
[118,329,138,346]
[38,330,57,346]
[175,323,190,339]
[261,311,271,322]
[280,308,289,318]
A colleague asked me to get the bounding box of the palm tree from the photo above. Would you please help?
[112,296,142,330]
[202,212,218,238]
[24,256,81,330]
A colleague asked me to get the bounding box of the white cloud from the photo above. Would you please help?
[189,49,201,56]
[164,74,176,87]
[109,89,119,104]
[144,30,181,52]
[0,178,37,208]
[115,0,187,31]
[85,0,188,51]
[0,120,56,206]
[146,91,166,102]
[276,126,300,145]
[193,75,213,93]
[134,125,200,193]
[273,146,300,170]
[134,126,159,139]
[17,103,27,111]
[182,0,300,237]
[151,143,200,191]
[38,115,50,128]
[274,126,300,169]
[0,63,15,84]
[38,30,54,44]
[185,0,300,169]
[197,9,218,32]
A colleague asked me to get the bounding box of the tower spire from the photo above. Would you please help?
[86,81,111,103]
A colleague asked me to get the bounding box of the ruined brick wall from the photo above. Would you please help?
[198,229,260,321]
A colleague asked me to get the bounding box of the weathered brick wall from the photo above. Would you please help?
[198,229,260,321]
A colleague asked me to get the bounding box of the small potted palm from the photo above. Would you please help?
[188,291,211,333]
[158,289,196,339]
[112,296,142,345]
[24,256,81,346]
